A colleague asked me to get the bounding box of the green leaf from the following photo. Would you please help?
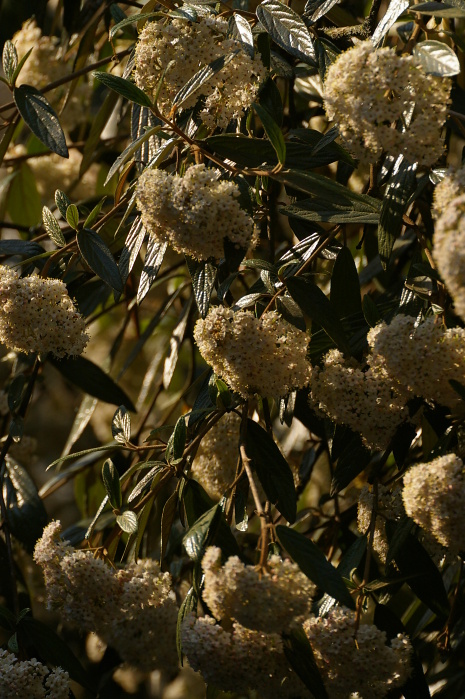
[176,587,198,664]
[413,39,461,76]
[17,616,95,693]
[173,52,238,108]
[246,419,297,523]
[13,85,68,158]
[83,197,107,229]
[93,71,153,107]
[137,238,167,304]
[2,40,18,84]
[66,203,80,230]
[111,405,131,444]
[371,0,409,44]
[330,246,362,319]
[3,459,48,554]
[0,240,44,257]
[42,206,66,247]
[55,190,71,219]
[183,503,222,560]
[282,626,329,699]
[362,294,381,328]
[185,257,217,318]
[77,228,123,293]
[252,101,286,164]
[257,0,316,65]
[160,489,179,561]
[228,14,254,56]
[172,416,187,461]
[116,510,138,533]
[104,124,162,185]
[378,157,417,268]
[102,458,122,509]
[7,163,42,228]
[275,169,380,211]
[386,521,450,619]
[119,217,146,285]
[286,275,351,355]
[281,199,380,225]
[49,355,135,410]
[10,47,33,86]
[109,11,160,39]
[277,525,355,608]
[415,1,465,17]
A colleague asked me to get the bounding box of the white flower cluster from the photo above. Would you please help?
[33,521,178,672]
[0,649,69,699]
[191,411,241,500]
[194,307,311,398]
[357,484,405,562]
[0,266,88,358]
[368,315,465,411]
[302,607,412,699]
[181,613,303,699]
[12,20,91,132]
[403,454,465,557]
[201,546,315,633]
[324,41,451,166]
[433,193,465,322]
[136,164,257,262]
[433,166,465,218]
[310,349,410,450]
[134,17,267,129]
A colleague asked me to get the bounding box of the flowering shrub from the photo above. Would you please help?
[0,2,465,698]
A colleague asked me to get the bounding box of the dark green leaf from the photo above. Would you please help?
[282,626,329,699]
[362,294,381,328]
[42,206,66,247]
[77,228,123,293]
[66,204,79,230]
[161,489,179,561]
[13,85,68,158]
[93,71,153,107]
[415,1,465,17]
[102,458,122,509]
[277,525,355,608]
[276,295,307,331]
[186,257,217,318]
[286,275,351,355]
[83,197,107,229]
[173,52,238,107]
[386,521,449,619]
[246,419,297,523]
[378,158,417,268]
[116,510,138,533]
[330,435,371,495]
[253,102,286,164]
[111,405,131,444]
[183,503,222,560]
[137,238,167,304]
[109,11,160,38]
[50,355,136,410]
[177,587,198,664]
[10,47,33,87]
[172,416,186,461]
[2,40,18,84]
[3,459,48,554]
[330,246,362,319]
[55,190,71,219]
[17,616,95,693]
[257,0,316,65]
[0,240,44,257]
[385,515,416,567]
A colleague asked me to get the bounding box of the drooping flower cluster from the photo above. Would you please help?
[33,521,178,672]
[402,454,465,557]
[310,349,410,450]
[191,411,241,499]
[0,266,88,358]
[368,315,465,411]
[0,649,69,699]
[324,41,451,166]
[201,546,315,633]
[433,193,465,322]
[181,613,303,699]
[194,307,311,398]
[12,19,91,132]
[302,607,412,699]
[134,16,267,129]
[136,164,257,262]
[357,484,405,562]
[432,166,465,218]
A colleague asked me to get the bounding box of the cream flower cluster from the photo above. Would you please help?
[0,649,69,699]
[33,521,178,672]
[402,454,465,557]
[324,41,451,166]
[201,546,315,633]
[433,193,465,322]
[181,613,303,699]
[357,484,405,562]
[368,315,465,411]
[191,411,241,499]
[432,167,465,218]
[303,607,412,699]
[194,307,311,398]
[310,349,410,450]
[134,17,267,129]
[136,164,257,262]
[0,266,88,358]
[12,20,91,132]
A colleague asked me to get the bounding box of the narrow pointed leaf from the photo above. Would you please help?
[77,228,123,293]
[42,206,66,247]
[173,52,238,107]
[14,85,68,158]
[186,257,217,318]
[253,102,286,164]
[93,71,153,107]
[257,0,316,65]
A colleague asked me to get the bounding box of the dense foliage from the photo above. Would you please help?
[1,1,465,697]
